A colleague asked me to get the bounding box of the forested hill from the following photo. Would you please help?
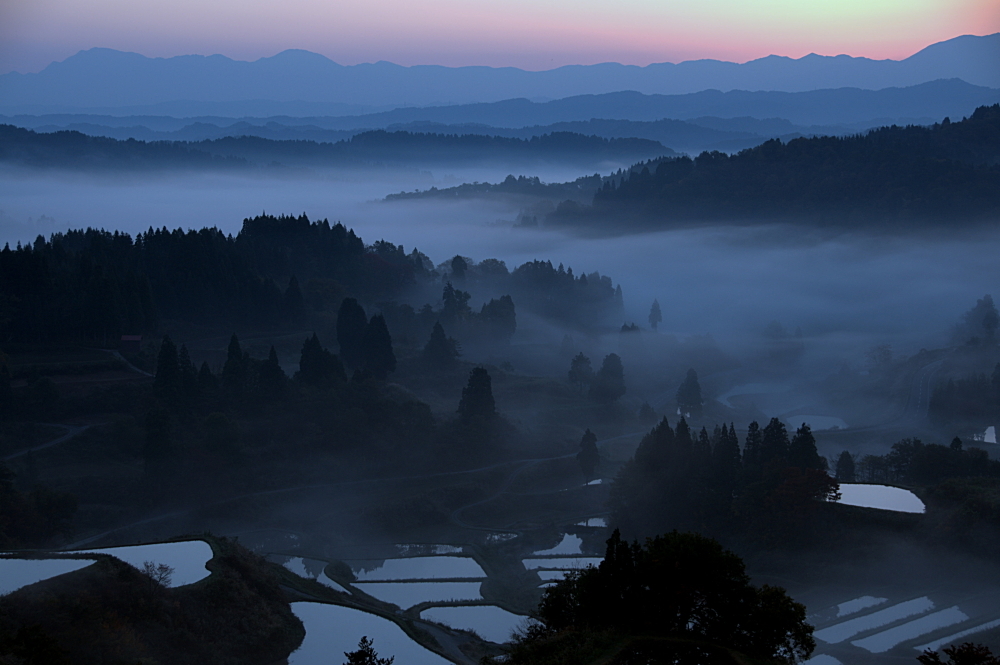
[550,104,1000,228]
[0,214,625,344]
[0,124,670,170]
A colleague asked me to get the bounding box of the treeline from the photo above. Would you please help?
[0,124,667,170]
[609,416,835,546]
[838,437,1000,486]
[551,104,1000,226]
[0,214,623,343]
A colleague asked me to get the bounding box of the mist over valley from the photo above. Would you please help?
[2,27,1000,665]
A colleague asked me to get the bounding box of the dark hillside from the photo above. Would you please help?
[551,104,1000,228]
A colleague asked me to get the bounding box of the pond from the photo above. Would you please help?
[814,597,934,643]
[353,581,483,607]
[353,556,486,580]
[0,557,96,595]
[836,485,925,513]
[420,605,530,644]
[289,602,450,665]
[71,540,214,586]
[533,534,583,556]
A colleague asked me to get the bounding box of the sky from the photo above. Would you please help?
[0,0,997,74]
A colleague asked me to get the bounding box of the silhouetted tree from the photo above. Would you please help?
[423,321,460,367]
[154,336,181,406]
[450,255,468,282]
[510,530,815,665]
[577,429,600,480]
[743,421,763,467]
[918,642,1000,665]
[221,334,245,394]
[458,367,496,423]
[760,417,790,464]
[259,345,286,397]
[479,295,517,343]
[361,314,396,380]
[789,424,824,470]
[336,298,368,370]
[648,299,662,331]
[676,368,702,416]
[297,333,345,387]
[568,352,593,394]
[835,451,856,482]
[590,353,625,404]
[344,636,394,665]
[283,275,305,322]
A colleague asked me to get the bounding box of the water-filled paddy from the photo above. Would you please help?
[289,602,450,665]
[318,572,350,593]
[917,618,1000,652]
[71,540,214,586]
[836,485,925,513]
[851,606,967,653]
[533,534,583,556]
[576,517,607,527]
[0,558,96,595]
[522,557,602,570]
[837,596,888,617]
[353,581,483,607]
[814,597,935,643]
[420,605,529,643]
[353,556,485,580]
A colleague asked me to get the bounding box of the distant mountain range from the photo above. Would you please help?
[1,33,997,114]
[5,80,998,155]
[0,125,671,172]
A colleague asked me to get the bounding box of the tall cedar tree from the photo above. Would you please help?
[577,429,600,480]
[336,298,368,370]
[458,367,496,422]
[568,352,593,393]
[648,299,662,330]
[423,321,460,366]
[589,353,626,403]
[361,314,396,380]
[676,368,703,416]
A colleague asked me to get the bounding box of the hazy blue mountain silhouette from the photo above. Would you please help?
[5,80,997,155]
[1,33,996,113]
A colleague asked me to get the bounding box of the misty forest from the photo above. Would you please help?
[1,33,1000,665]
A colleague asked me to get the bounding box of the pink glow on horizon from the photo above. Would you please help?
[0,0,997,74]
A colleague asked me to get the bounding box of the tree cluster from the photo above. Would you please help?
[553,105,1000,227]
[496,530,814,665]
[609,417,837,546]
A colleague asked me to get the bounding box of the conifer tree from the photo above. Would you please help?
[423,321,460,367]
[760,417,790,463]
[789,423,824,470]
[568,352,594,393]
[336,298,368,370]
[648,299,662,331]
[676,368,703,416]
[589,353,625,403]
[835,451,856,482]
[361,314,396,380]
[743,421,762,466]
[221,333,245,393]
[577,428,600,480]
[458,367,496,423]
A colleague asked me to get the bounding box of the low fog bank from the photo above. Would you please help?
[2,166,996,398]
